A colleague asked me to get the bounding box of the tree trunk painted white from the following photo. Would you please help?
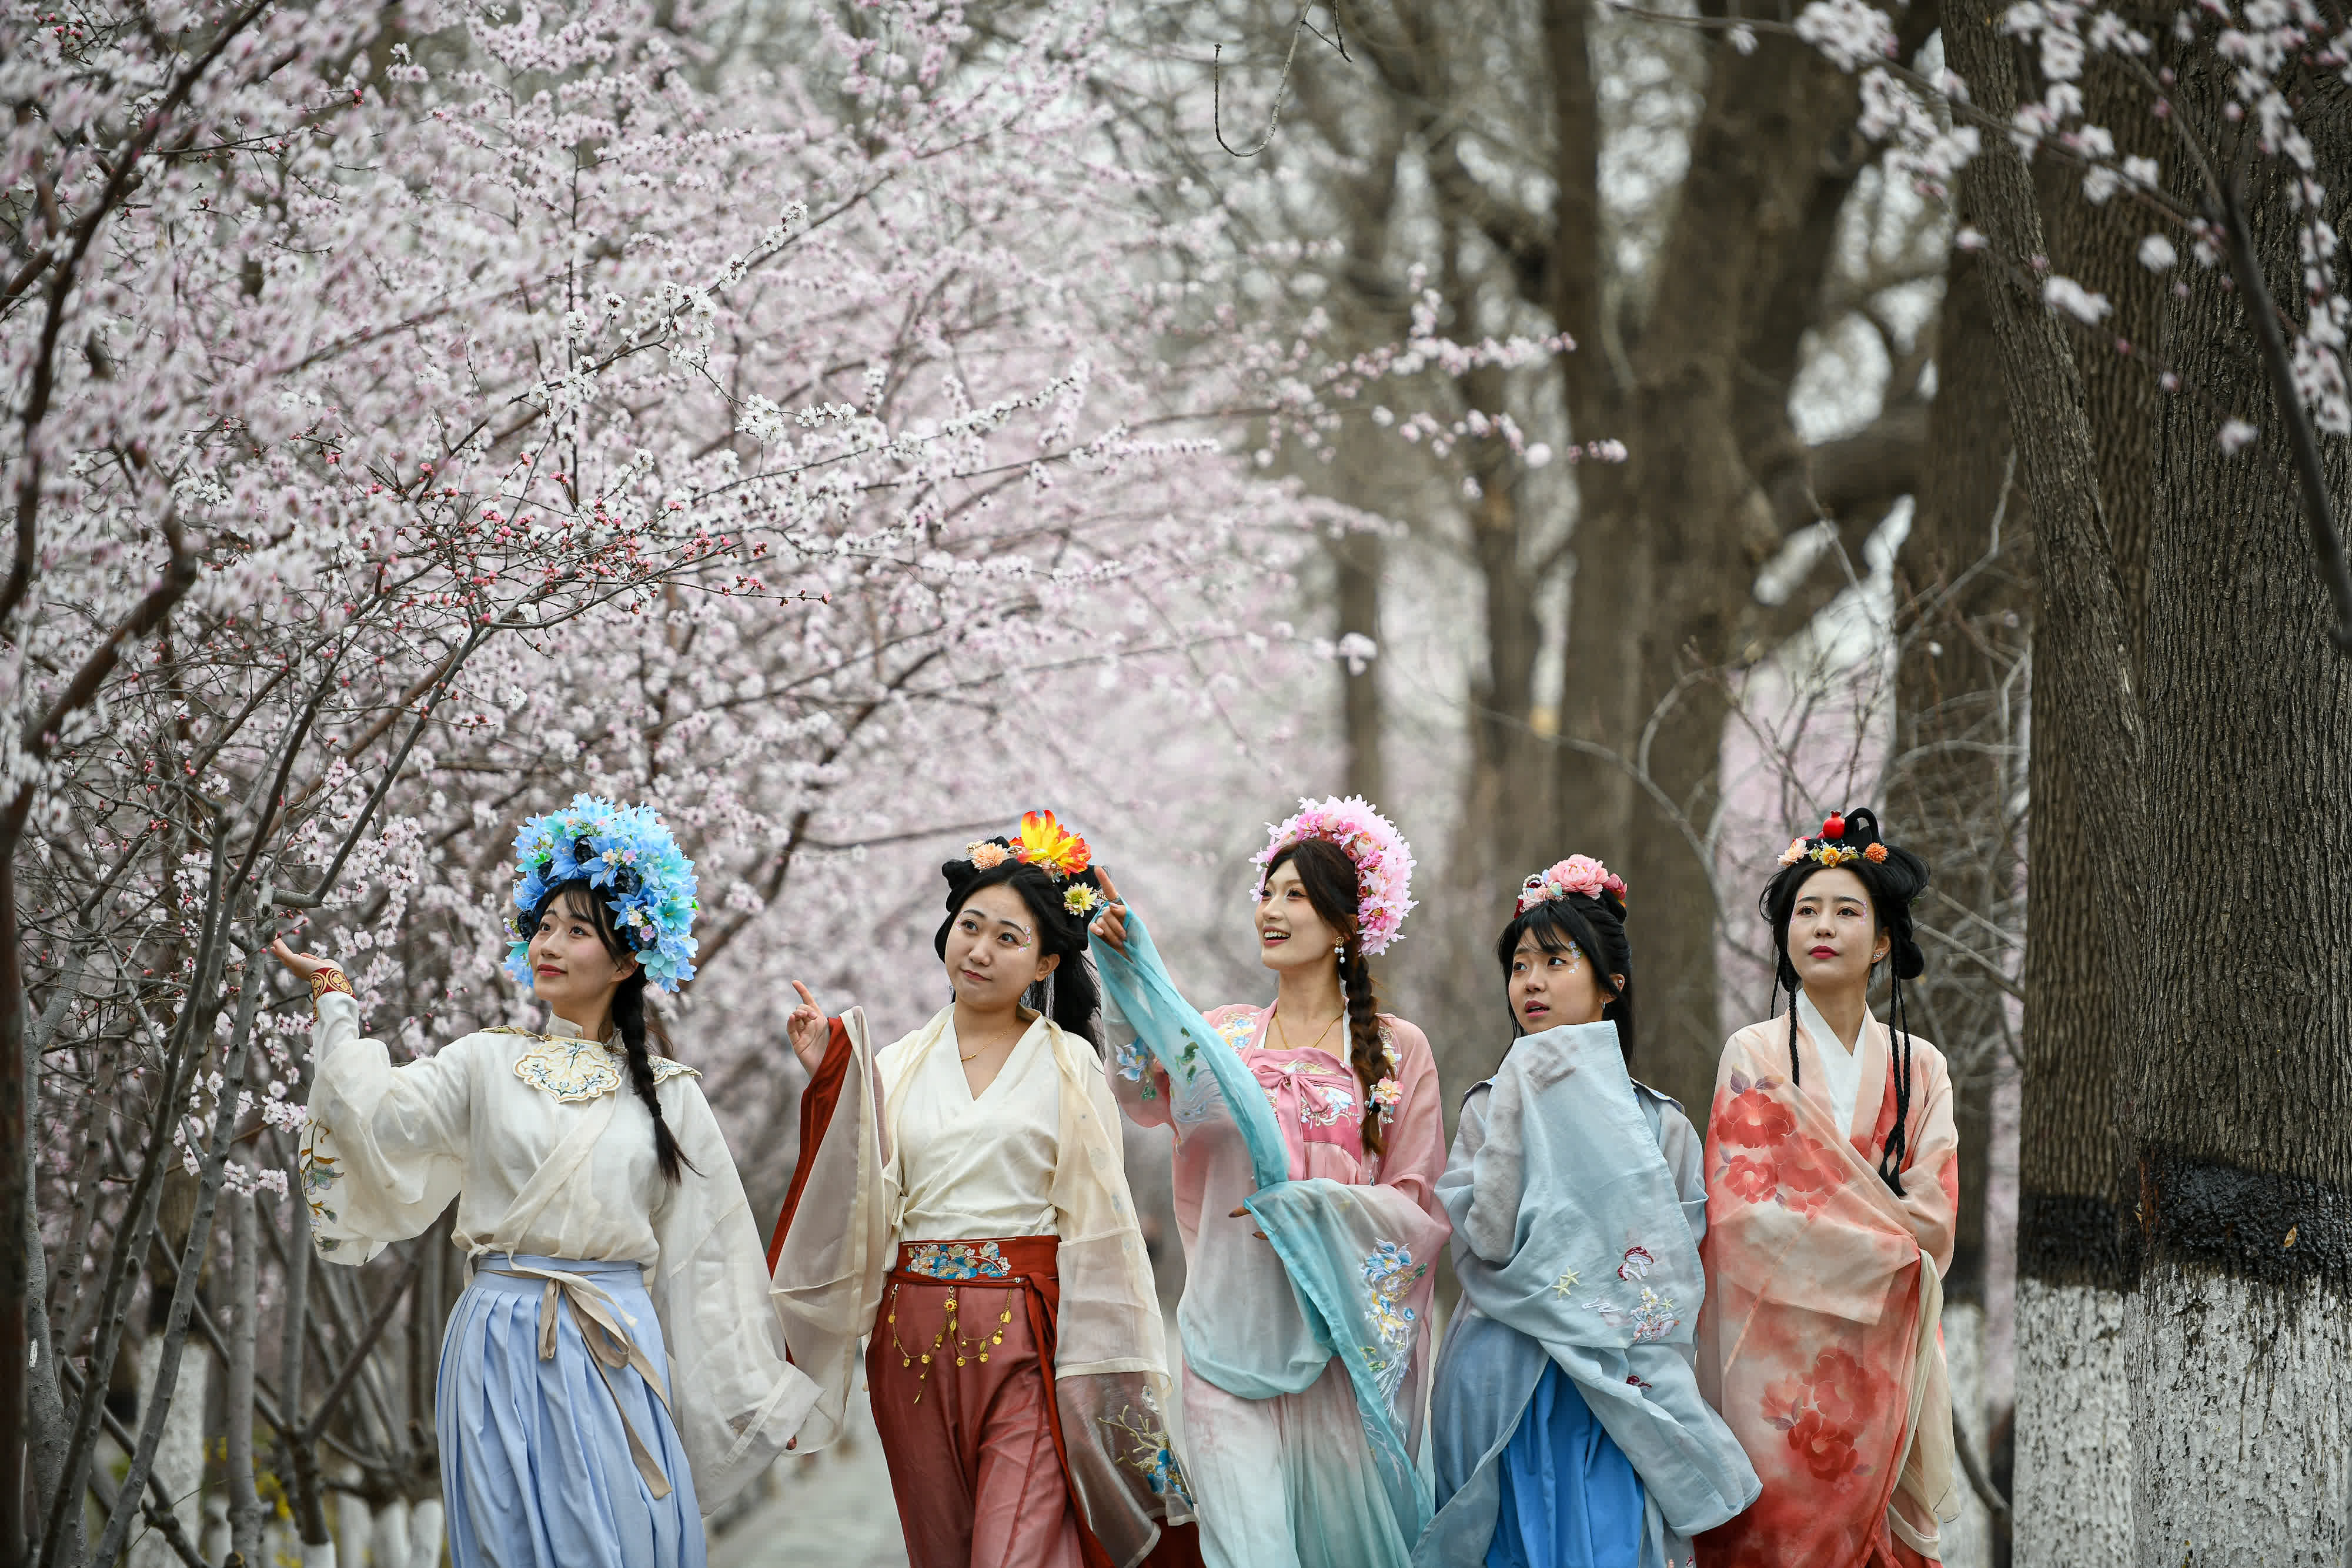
[372,1495,413,1568]
[406,1496,446,1568]
[1937,1300,1990,1568]
[128,1335,213,1568]
[299,1540,339,1568]
[2012,1278,2130,1568]
[2128,1266,2350,1566]
[201,1492,230,1564]
[332,1482,373,1568]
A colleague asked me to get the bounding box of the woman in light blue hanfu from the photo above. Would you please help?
[1417,858,1758,1568]
[276,797,817,1568]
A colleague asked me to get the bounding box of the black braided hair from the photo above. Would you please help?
[1266,838,1388,1158]
[1757,807,1930,1195]
[523,881,697,1183]
[1492,884,1635,1059]
[933,845,1105,1051]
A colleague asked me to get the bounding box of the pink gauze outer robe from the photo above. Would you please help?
[1694,1011,1963,1568]
[1111,1002,1450,1568]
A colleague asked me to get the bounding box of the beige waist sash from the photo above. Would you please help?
[480,1261,676,1500]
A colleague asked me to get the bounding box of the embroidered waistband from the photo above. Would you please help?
[891,1236,1057,1283]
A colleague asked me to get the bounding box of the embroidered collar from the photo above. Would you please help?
[489,1026,700,1104]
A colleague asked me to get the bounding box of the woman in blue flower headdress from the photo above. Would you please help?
[275,795,816,1568]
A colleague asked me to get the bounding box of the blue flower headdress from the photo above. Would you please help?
[503,794,699,992]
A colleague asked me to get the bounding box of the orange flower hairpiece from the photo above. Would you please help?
[1010,810,1093,879]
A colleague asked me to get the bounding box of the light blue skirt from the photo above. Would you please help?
[1428,1314,1645,1568]
[437,1255,704,1568]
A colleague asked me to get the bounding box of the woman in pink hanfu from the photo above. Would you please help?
[1088,798,1449,1568]
[1695,808,1962,1568]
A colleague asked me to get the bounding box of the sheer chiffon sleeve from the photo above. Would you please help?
[299,985,475,1265]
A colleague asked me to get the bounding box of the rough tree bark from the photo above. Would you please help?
[2123,54,2352,1563]
[2007,12,2168,1560]
[1889,186,2031,1568]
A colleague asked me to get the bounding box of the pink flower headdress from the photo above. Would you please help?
[1515,854,1628,914]
[1251,795,1418,955]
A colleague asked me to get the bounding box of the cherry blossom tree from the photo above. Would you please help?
[0,0,1446,1560]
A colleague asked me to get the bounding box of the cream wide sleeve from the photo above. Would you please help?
[767,1008,893,1455]
[644,1076,818,1513]
[299,986,474,1266]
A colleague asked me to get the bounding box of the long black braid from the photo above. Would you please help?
[611,967,694,1183]
[527,882,697,1184]
[1758,807,1930,1196]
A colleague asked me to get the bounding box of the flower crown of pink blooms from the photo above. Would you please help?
[1251,795,1417,956]
[1515,855,1628,915]
[1776,811,1890,870]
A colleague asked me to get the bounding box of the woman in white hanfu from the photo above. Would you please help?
[278,795,816,1568]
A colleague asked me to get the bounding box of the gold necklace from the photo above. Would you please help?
[1272,1004,1341,1056]
[958,1024,1021,1062]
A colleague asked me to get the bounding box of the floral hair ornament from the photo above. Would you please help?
[506,794,699,992]
[1776,811,1891,871]
[967,810,1095,881]
[1252,795,1418,955]
[1515,854,1628,915]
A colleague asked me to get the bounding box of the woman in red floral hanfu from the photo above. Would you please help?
[1695,809,1962,1568]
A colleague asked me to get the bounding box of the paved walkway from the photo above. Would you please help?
[708,1390,908,1568]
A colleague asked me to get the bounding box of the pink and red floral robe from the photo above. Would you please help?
[1694,1011,1962,1568]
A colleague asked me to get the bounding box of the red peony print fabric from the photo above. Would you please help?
[1693,1013,1962,1568]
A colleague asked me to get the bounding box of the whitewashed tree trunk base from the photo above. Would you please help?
[372,1496,413,1568]
[1938,1300,1991,1568]
[2013,1278,2130,1568]
[299,1542,339,1568]
[127,1336,213,1568]
[406,1497,446,1568]
[332,1482,372,1568]
[2128,1266,2351,1567]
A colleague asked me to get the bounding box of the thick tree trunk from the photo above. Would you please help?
[2006,14,2168,1561]
[2127,57,2352,1561]
[1611,30,1863,1119]
[1545,0,1641,867]
[1891,219,2029,1315]
[1891,197,2032,1568]
[1939,19,2171,1568]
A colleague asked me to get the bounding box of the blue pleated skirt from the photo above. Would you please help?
[437,1255,704,1568]
[1485,1362,1644,1568]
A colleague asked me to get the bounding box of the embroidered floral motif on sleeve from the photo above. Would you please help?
[1100,1403,1194,1507]
[297,1119,343,1251]
[1113,1035,1152,1096]
[901,1240,1014,1281]
[1357,1240,1426,1399]
[308,966,355,1004]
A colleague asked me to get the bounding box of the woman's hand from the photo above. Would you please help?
[1088,870,1131,957]
[786,981,831,1076]
[1227,1203,1268,1241]
[269,940,333,982]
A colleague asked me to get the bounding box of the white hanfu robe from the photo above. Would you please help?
[299,984,817,1526]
